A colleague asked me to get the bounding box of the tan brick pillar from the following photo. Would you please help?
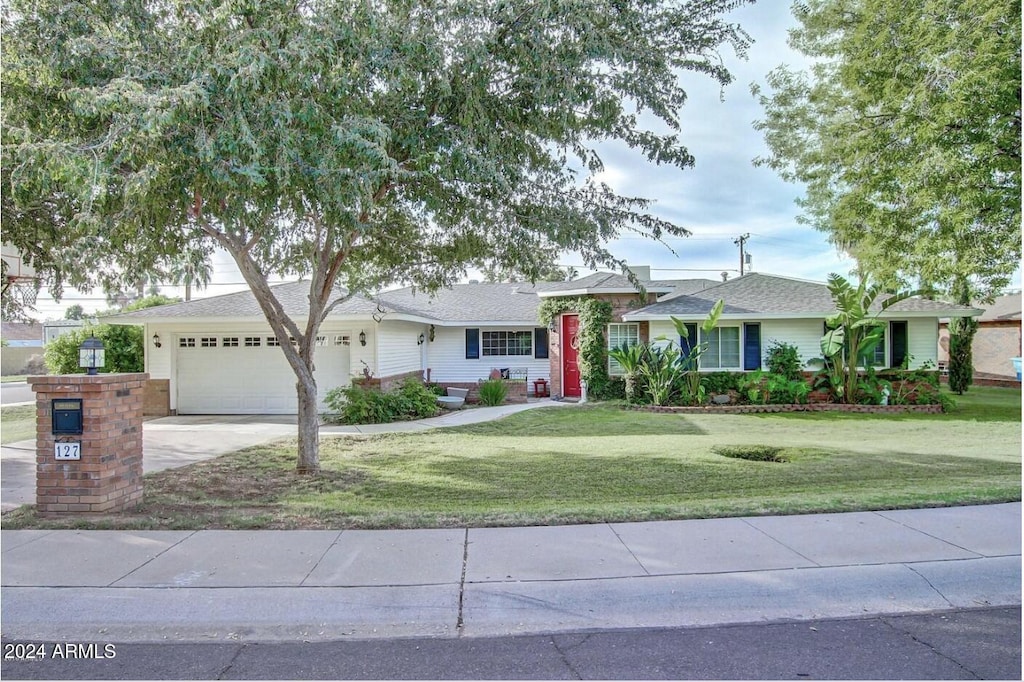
[29,373,148,516]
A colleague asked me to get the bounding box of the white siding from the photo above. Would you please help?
[761,319,825,369]
[140,322,374,412]
[377,320,427,378]
[648,321,678,351]
[905,318,939,368]
[651,318,823,371]
[650,317,938,371]
[426,325,550,384]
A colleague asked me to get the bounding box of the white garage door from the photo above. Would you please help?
[176,333,350,414]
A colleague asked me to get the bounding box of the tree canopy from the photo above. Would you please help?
[3,0,752,471]
[752,0,1021,299]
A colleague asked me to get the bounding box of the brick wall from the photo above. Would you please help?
[377,370,425,392]
[438,380,528,404]
[29,374,148,516]
[939,320,1022,378]
[143,379,171,416]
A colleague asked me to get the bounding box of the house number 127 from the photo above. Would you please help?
[54,442,81,460]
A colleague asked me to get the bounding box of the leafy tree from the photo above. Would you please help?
[4,0,751,473]
[63,304,85,320]
[162,249,212,302]
[44,325,144,375]
[753,0,1020,382]
[481,245,574,283]
[947,278,979,394]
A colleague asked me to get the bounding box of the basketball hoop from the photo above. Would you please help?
[2,244,39,318]
[2,275,39,319]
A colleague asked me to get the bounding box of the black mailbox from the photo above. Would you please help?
[52,399,84,435]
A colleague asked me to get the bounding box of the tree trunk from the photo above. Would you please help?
[295,374,320,474]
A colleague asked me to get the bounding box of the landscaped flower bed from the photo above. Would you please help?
[628,402,943,415]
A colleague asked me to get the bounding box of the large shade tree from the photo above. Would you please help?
[752,0,1020,390]
[4,0,752,472]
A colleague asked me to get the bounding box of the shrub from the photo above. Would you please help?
[44,324,144,374]
[593,376,627,401]
[713,445,788,463]
[325,378,439,425]
[765,340,803,381]
[737,371,810,405]
[701,371,742,395]
[478,378,508,406]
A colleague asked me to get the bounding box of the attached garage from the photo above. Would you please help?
[175,333,350,414]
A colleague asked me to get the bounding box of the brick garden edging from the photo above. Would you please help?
[627,403,944,415]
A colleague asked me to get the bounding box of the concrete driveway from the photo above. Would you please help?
[1,415,298,511]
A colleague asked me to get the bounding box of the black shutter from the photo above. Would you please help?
[465,328,480,359]
[534,328,549,359]
[743,323,762,370]
[890,321,908,368]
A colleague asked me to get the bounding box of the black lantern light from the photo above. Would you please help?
[152,333,162,348]
[417,333,425,346]
[359,330,367,346]
[78,334,106,375]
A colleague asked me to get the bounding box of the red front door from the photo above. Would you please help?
[562,314,581,398]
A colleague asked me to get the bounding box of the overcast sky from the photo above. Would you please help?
[586,0,855,284]
[26,1,1017,320]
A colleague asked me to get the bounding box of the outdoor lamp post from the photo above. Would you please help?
[78,335,106,375]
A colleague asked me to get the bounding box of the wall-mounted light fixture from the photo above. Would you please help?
[417,333,425,346]
[428,324,436,342]
[152,333,162,348]
[359,330,367,347]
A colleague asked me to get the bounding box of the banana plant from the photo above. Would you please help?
[668,299,724,405]
[821,273,919,403]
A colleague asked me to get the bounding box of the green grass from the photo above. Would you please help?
[0,404,36,444]
[3,385,1018,530]
[1,375,29,383]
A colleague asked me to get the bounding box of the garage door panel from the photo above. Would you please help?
[177,336,349,415]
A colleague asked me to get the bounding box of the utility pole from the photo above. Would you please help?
[734,233,750,276]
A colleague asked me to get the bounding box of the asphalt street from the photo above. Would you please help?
[2,607,1019,680]
[0,381,33,405]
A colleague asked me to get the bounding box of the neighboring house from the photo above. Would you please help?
[42,318,93,344]
[1,321,43,347]
[938,293,1022,380]
[109,271,977,415]
[0,321,44,376]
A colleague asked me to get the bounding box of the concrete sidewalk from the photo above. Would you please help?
[2,502,1019,642]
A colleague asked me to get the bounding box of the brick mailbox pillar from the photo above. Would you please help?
[29,373,148,516]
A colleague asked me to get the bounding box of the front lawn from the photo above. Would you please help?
[3,387,1020,529]
[0,404,36,444]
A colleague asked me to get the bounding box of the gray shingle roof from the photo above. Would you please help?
[626,273,980,318]
[377,283,543,322]
[977,293,1022,322]
[1,321,43,341]
[536,272,676,295]
[111,281,388,320]
[110,272,979,325]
